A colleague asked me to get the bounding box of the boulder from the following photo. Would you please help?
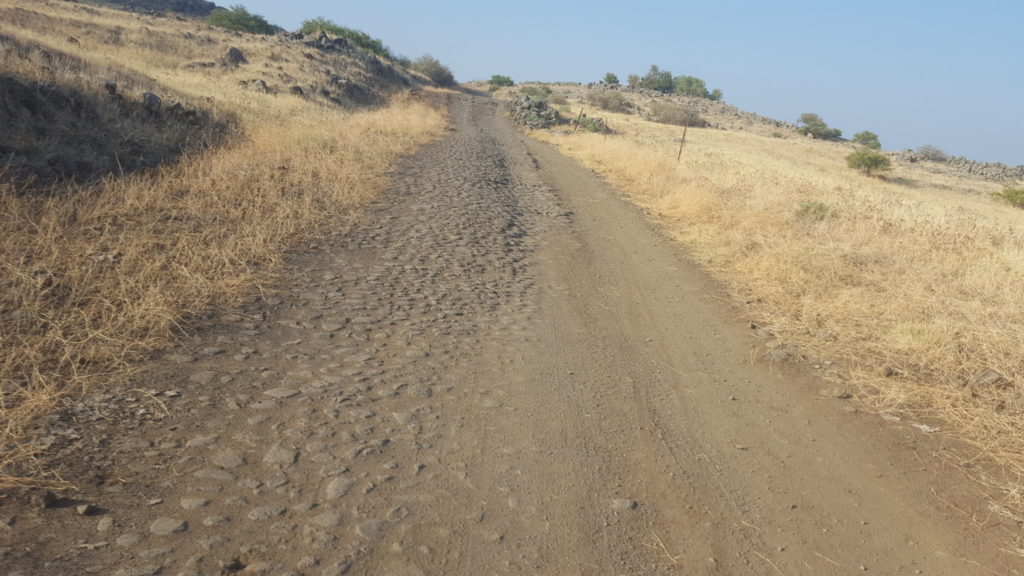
[224,47,247,67]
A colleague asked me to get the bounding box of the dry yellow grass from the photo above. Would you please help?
[1,1,446,487]
[534,106,1024,513]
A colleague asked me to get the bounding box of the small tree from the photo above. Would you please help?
[639,65,674,93]
[489,75,514,87]
[207,5,278,35]
[411,55,455,87]
[797,113,842,140]
[673,75,709,98]
[603,72,620,85]
[708,88,724,101]
[846,148,891,174]
[626,74,641,88]
[852,130,881,149]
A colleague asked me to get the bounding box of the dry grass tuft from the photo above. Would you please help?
[0,1,446,487]
[534,106,1024,513]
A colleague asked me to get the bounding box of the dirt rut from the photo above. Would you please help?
[4,94,1021,575]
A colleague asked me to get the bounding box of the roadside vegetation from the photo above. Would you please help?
[531,95,1024,516]
[0,2,445,487]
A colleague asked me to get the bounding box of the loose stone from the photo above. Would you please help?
[324,478,355,500]
[180,497,212,510]
[263,445,299,465]
[150,517,188,535]
[247,506,286,521]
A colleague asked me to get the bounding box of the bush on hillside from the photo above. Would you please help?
[588,90,630,113]
[411,54,455,87]
[207,5,278,35]
[521,85,552,100]
[489,75,514,87]
[992,186,1024,208]
[915,145,948,162]
[576,115,608,133]
[673,75,708,98]
[797,113,842,140]
[796,200,831,221]
[708,88,724,101]
[639,65,674,93]
[603,72,620,85]
[650,101,704,127]
[846,148,891,174]
[299,17,392,59]
[852,130,881,149]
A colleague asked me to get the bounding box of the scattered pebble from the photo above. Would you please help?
[149,517,187,536]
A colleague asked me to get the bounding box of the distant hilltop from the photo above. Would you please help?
[83,0,223,17]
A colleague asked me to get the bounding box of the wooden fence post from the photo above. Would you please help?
[677,125,688,163]
[572,108,584,134]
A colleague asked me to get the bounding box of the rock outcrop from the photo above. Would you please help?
[891,151,1024,184]
[506,95,563,129]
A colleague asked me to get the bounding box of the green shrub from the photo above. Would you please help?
[577,116,607,133]
[650,101,704,127]
[852,130,881,149]
[411,54,455,86]
[207,5,278,35]
[673,75,708,98]
[588,90,630,113]
[992,186,1024,208]
[771,131,785,139]
[915,145,948,162]
[626,74,641,88]
[299,17,392,59]
[521,85,552,100]
[708,88,724,101]
[489,75,514,87]
[846,148,891,174]
[603,72,619,85]
[796,200,830,221]
[639,65,674,93]
[547,93,567,106]
[797,113,842,140]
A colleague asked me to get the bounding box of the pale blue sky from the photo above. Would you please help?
[241,1,1022,165]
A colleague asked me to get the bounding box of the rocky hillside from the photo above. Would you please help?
[0,1,430,186]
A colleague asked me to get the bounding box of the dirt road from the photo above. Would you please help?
[5,94,1020,575]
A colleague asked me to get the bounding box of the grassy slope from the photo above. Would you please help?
[0,0,446,487]
[531,96,1024,517]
